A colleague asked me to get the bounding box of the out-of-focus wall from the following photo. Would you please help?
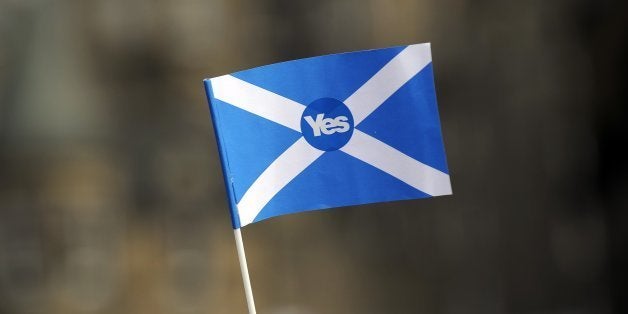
[1,0,626,313]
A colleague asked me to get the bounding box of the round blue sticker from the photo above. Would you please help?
[300,98,354,151]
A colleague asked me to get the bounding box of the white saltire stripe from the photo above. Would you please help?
[210,75,304,132]
[341,130,451,196]
[236,138,324,226]
[344,43,432,124]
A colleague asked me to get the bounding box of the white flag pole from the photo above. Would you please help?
[234,228,257,314]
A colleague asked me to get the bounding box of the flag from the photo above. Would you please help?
[204,43,452,228]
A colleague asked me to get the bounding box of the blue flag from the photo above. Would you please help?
[204,43,452,228]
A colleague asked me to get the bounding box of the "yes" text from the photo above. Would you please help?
[303,114,350,137]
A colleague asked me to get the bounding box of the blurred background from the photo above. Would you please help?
[1,0,627,313]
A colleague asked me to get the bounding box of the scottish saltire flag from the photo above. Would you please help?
[204,43,452,228]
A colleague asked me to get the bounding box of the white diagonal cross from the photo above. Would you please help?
[210,43,451,227]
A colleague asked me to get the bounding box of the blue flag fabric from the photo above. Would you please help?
[204,43,452,228]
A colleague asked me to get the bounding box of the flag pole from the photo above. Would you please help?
[234,228,257,314]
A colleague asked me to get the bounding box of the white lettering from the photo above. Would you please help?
[303,114,350,136]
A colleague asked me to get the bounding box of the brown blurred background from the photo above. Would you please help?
[1,0,627,313]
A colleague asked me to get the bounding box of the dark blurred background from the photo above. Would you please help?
[1,0,627,313]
